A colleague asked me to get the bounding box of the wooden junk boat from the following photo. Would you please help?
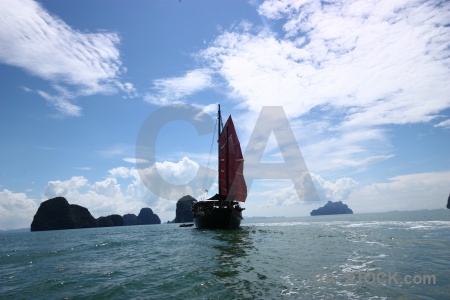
[192,105,247,229]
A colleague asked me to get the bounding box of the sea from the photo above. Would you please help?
[1,210,449,299]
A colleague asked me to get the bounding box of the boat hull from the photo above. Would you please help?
[193,207,242,229]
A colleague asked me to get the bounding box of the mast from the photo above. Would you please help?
[211,104,246,203]
[218,104,222,198]
[225,124,229,201]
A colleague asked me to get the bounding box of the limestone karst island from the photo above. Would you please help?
[30,197,161,231]
[310,201,353,216]
[30,195,198,231]
[30,197,355,230]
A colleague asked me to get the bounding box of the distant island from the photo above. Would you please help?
[31,197,160,231]
[310,201,353,216]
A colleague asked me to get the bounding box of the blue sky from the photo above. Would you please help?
[1,0,449,230]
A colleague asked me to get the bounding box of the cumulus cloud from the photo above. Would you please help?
[44,176,89,198]
[108,166,137,179]
[243,175,356,217]
[346,171,450,212]
[43,175,144,219]
[137,156,215,201]
[311,174,359,201]
[40,157,208,222]
[90,178,121,198]
[0,0,134,117]
[255,173,358,207]
[0,189,37,230]
[155,156,200,184]
[242,170,448,217]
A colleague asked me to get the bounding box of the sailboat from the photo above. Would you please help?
[192,105,247,229]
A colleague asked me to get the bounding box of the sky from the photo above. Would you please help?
[1,0,449,230]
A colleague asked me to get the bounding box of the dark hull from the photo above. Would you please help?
[193,207,242,229]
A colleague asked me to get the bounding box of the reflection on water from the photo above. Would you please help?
[196,227,277,298]
[207,227,284,298]
[211,228,254,279]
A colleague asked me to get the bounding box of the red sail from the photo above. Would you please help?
[218,116,247,202]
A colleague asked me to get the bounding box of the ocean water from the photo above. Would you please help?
[1,210,449,299]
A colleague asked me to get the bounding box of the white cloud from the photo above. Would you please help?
[0,0,133,117]
[74,167,91,171]
[257,0,450,126]
[200,103,220,116]
[123,157,150,164]
[137,156,213,201]
[37,89,81,117]
[98,144,134,159]
[311,174,359,201]
[244,170,449,217]
[39,157,208,223]
[108,166,143,189]
[197,0,450,173]
[44,176,89,198]
[90,178,121,198]
[43,175,143,219]
[346,171,450,212]
[249,173,358,207]
[0,189,37,230]
[155,157,200,184]
[434,119,450,130]
[108,166,136,179]
[145,69,213,105]
[296,122,395,172]
[3,166,448,230]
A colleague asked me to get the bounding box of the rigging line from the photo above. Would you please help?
[201,118,217,200]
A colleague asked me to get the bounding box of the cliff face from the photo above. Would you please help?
[31,197,161,231]
[174,195,196,223]
[138,208,161,225]
[310,201,353,216]
[31,197,96,231]
[70,204,97,228]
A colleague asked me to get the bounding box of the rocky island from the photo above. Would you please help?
[172,195,196,223]
[31,197,160,231]
[310,201,353,216]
